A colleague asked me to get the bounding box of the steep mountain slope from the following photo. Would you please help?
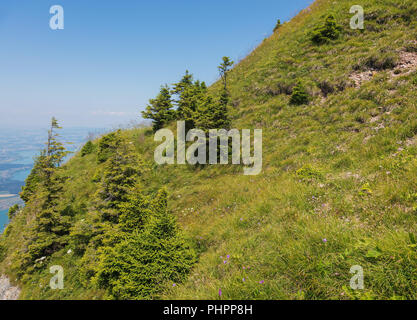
[2,0,417,299]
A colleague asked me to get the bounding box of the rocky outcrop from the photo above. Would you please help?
[350,49,417,88]
[0,275,20,300]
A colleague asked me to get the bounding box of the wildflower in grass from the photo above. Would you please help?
[259,280,264,284]
[243,266,245,269]
[219,289,222,297]
[223,260,227,264]
[242,278,246,282]
[322,238,327,243]
[227,255,230,259]
[172,283,176,287]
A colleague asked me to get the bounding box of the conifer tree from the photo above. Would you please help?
[93,188,196,300]
[42,117,69,182]
[218,57,234,91]
[81,140,95,157]
[195,93,231,133]
[290,80,310,105]
[19,118,72,270]
[171,70,193,102]
[95,133,143,223]
[311,14,342,44]
[218,57,234,107]
[141,85,175,132]
[21,118,68,202]
[172,72,207,130]
[118,194,151,233]
[7,204,20,219]
[20,155,45,203]
[26,172,71,262]
[146,189,176,239]
[97,131,120,163]
[274,19,282,32]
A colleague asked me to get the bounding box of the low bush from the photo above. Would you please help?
[317,80,335,97]
[296,165,323,181]
[354,50,398,71]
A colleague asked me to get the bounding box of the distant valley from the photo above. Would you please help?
[0,127,106,232]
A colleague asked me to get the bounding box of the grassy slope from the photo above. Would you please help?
[2,0,417,299]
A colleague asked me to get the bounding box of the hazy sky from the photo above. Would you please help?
[0,0,312,129]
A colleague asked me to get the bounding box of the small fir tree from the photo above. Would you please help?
[311,14,342,44]
[290,80,310,105]
[141,85,175,132]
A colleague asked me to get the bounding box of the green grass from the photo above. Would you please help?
[1,0,417,300]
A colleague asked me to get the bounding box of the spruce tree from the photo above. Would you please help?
[20,155,45,203]
[97,131,120,163]
[20,118,72,270]
[20,118,69,203]
[171,70,193,102]
[195,93,231,133]
[172,72,207,130]
[290,80,310,105]
[141,85,175,132]
[81,140,95,157]
[274,19,282,32]
[218,57,234,107]
[95,133,143,223]
[311,14,342,44]
[93,189,196,300]
[7,204,20,219]
[118,193,151,233]
[218,57,234,91]
[26,173,71,261]
[42,117,69,183]
[146,189,176,239]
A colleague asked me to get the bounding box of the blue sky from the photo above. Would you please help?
[0,0,312,129]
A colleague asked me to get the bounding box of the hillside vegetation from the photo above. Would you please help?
[1,0,417,299]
